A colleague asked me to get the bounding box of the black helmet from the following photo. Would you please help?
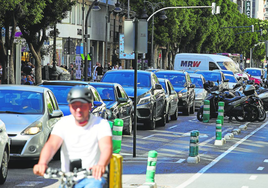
[67,86,93,104]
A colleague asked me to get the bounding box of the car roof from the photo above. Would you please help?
[105,69,153,75]
[0,85,47,92]
[89,82,118,87]
[40,80,89,86]
[189,73,204,78]
[245,68,263,71]
[155,70,186,75]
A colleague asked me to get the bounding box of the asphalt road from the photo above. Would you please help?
[3,112,268,188]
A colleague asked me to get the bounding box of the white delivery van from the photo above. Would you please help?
[174,53,241,73]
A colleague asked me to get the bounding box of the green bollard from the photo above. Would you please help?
[203,100,210,123]
[109,121,113,129]
[112,119,123,154]
[218,102,224,125]
[189,130,199,157]
[146,150,158,183]
[216,119,222,140]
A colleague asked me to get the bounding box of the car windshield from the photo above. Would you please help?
[0,90,43,114]
[196,72,221,83]
[40,85,71,105]
[159,81,167,93]
[225,75,237,83]
[217,61,240,73]
[102,72,151,88]
[190,77,203,88]
[156,73,185,87]
[94,87,115,101]
[246,69,262,76]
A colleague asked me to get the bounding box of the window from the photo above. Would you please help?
[45,92,54,114]
[77,3,82,25]
[92,88,101,101]
[71,6,76,24]
[209,62,219,70]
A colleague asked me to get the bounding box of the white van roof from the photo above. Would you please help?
[176,53,233,62]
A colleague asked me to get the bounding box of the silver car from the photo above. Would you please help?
[189,73,208,110]
[0,119,10,184]
[0,85,63,159]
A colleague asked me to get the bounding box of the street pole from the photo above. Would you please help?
[151,10,155,68]
[104,0,109,73]
[250,47,252,68]
[51,24,58,80]
[84,0,99,81]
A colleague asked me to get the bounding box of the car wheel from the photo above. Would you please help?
[190,101,195,114]
[157,103,167,127]
[124,116,133,135]
[145,106,156,130]
[183,105,190,116]
[166,105,170,123]
[0,149,8,185]
[170,107,178,121]
[197,107,203,122]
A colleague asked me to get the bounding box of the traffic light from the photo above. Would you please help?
[251,25,254,32]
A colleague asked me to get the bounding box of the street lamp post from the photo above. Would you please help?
[83,0,100,81]
[144,1,165,69]
[51,24,58,80]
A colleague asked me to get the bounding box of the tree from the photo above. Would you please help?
[18,0,75,84]
[0,0,24,84]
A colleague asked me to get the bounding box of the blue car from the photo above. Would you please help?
[89,82,133,135]
[101,70,166,130]
[155,70,195,115]
[39,81,107,118]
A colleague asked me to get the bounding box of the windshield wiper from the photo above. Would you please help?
[0,111,25,114]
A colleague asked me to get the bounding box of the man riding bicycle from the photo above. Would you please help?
[33,86,113,188]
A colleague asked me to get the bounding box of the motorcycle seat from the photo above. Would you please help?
[224,96,243,103]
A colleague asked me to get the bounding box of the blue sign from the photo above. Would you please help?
[119,34,135,60]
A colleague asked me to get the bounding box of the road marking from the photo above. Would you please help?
[16,181,43,186]
[264,159,268,163]
[257,166,264,171]
[176,121,268,188]
[169,125,178,129]
[142,134,154,139]
[176,159,185,163]
[249,175,257,180]
[241,186,249,188]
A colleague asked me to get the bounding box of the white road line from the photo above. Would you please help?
[241,186,249,188]
[169,125,178,129]
[264,159,268,163]
[142,134,154,139]
[257,166,264,170]
[176,159,185,163]
[16,181,43,186]
[176,121,268,188]
[249,175,257,180]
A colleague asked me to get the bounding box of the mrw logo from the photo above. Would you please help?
[181,61,201,67]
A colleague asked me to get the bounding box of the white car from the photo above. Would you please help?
[0,119,10,184]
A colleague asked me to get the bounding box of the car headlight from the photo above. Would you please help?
[22,121,42,135]
[196,92,204,99]
[138,96,151,104]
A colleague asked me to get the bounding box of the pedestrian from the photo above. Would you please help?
[33,86,112,188]
[108,62,112,70]
[21,73,27,84]
[93,63,98,81]
[69,63,74,80]
[112,64,118,70]
[96,63,103,81]
[25,75,33,85]
[118,63,122,69]
[22,62,33,76]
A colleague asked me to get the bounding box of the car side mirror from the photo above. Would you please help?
[118,98,128,103]
[93,101,103,107]
[50,110,63,118]
[154,83,162,90]
[190,84,195,88]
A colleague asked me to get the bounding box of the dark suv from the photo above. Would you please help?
[101,70,166,130]
[155,70,195,115]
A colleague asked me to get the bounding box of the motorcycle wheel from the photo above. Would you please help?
[258,106,266,122]
[197,106,203,122]
[244,104,259,122]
